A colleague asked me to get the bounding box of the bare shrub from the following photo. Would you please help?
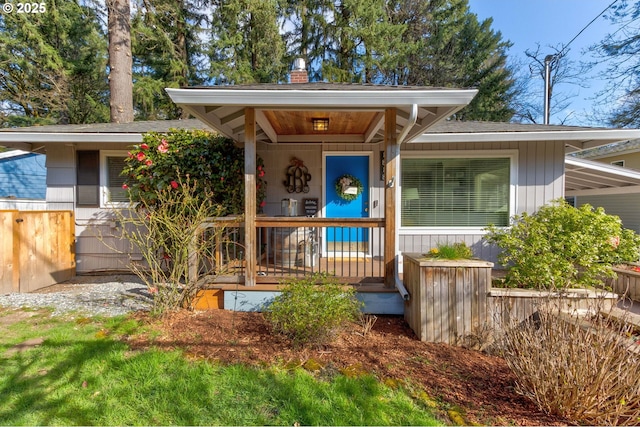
[498,297,640,425]
[357,313,377,337]
[107,176,233,315]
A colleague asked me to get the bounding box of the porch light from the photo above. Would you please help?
[312,118,329,131]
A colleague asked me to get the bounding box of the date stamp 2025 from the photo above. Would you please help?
[2,2,47,14]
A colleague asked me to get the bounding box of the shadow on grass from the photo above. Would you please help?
[0,335,439,426]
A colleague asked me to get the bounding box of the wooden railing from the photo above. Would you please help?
[189,217,385,284]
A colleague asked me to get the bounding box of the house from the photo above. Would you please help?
[0,149,46,210]
[2,67,640,312]
[567,140,640,233]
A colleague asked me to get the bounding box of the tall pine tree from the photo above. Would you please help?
[209,0,287,84]
[0,0,108,127]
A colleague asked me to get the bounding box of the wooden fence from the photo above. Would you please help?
[1,210,75,293]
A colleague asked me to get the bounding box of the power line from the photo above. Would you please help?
[559,0,619,57]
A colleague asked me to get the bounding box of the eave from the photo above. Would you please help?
[166,86,478,144]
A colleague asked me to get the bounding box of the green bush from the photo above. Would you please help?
[122,129,266,215]
[484,199,640,289]
[265,274,363,347]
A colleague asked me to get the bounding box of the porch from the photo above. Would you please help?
[189,216,405,314]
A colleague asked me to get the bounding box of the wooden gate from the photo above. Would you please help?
[1,210,75,293]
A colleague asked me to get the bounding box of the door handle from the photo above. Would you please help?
[364,208,369,212]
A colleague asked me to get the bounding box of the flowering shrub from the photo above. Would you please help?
[484,199,640,289]
[121,129,266,214]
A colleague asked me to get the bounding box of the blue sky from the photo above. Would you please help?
[467,0,619,126]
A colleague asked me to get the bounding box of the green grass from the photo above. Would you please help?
[0,308,443,426]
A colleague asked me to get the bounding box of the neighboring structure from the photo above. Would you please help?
[0,149,46,210]
[2,73,640,312]
[568,140,640,233]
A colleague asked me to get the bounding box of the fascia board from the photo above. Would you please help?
[0,133,143,144]
[165,88,478,108]
[565,157,640,180]
[413,129,640,143]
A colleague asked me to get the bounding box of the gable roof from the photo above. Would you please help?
[166,84,478,144]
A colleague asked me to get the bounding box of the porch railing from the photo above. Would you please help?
[190,216,385,284]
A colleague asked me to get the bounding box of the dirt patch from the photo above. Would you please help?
[4,337,45,357]
[0,309,45,327]
[129,310,568,426]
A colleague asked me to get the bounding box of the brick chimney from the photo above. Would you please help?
[290,58,309,84]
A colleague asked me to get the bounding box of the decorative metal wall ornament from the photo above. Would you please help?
[335,174,363,202]
[284,157,311,193]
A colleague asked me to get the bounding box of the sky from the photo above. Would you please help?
[467,0,620,126]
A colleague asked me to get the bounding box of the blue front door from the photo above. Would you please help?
[325,155,369,252]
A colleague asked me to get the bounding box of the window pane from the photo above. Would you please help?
[107,156,128,202]
[401,157,510,227]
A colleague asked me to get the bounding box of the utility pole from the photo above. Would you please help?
[543,54,554,125]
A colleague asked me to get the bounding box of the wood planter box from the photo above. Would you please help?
[487,287,618,332]
[403,253,493,345]
[608,266,640,302]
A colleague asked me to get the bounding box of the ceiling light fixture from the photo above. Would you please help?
[312,118,329,131]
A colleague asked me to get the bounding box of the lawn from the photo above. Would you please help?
[0,308,442,426]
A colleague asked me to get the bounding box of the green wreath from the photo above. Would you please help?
[335,174,363,201]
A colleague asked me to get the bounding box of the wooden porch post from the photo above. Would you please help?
[384,108,398,288]
[244,107,257,286]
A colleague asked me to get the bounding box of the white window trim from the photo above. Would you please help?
[399,149,518,235]
[100,150,129,208]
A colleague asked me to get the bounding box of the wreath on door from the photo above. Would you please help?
[335,174,363,202]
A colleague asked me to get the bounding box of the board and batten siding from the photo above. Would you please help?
[398,140,566,266]
[40,137,567,274]
[44,143,134,273]
[575,194,640,234]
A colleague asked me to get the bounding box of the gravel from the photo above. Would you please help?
[0,274,153,317]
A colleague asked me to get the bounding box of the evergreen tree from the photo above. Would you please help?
[0,0,109,126]
[131,0,209,119]
[387,0,514,121]
[209,0,287,84]
[108,0,134,123]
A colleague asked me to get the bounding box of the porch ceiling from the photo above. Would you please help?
[165,84,478,144]
[565,157,640,196]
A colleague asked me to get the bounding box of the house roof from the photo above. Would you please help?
[565,156,640,196]
[165,84,478,144]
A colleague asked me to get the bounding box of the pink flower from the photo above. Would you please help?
[170,180,179,189]
[140,143,149,150]
[136,152,146,161]
[259,170,265,177]
[609,236,620,248]
[257,165,262,171]
[260,200,266,208]
[145,159,153,166]
[122,183,129,190]
[158,140,169,153]
[127,151,134,159]
[149,287,158,294]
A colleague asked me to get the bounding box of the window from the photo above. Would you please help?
[100,151,128,205]
[401,156,512,227]
[76,150,128,207]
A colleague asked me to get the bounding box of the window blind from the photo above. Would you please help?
[401,157,510,227]
[106,156,128,203]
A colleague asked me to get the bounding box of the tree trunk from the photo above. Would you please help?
[107,0,134,123]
